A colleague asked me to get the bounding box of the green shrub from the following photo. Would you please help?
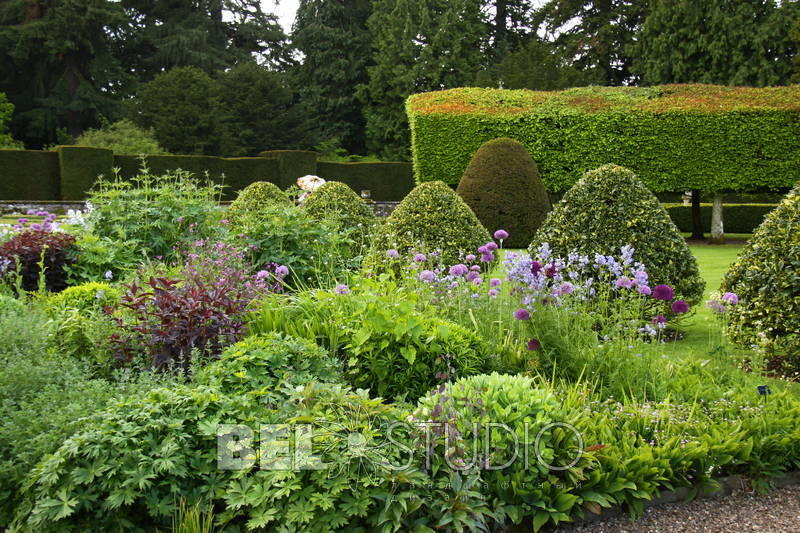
[65,233,140,285]
[195,333,340,398]
[302,181,377,248]
[364,181,491,271]
[0,293,25,316]
[407,85,800,192]
[531,164,705,306]
[456,137,551,248]
[84,167,223,265]
[722,186,800,367]
[226,181,291,226]
[415,372,592,529]
[48,282,121,311]
[249,278,493,400]
[75,119,168,155]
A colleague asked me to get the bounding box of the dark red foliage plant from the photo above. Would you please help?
[0,230,77,292]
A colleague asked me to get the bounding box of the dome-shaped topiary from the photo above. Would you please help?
[364,181,491,270]
[227,181,291,225]
[302,181,376,247]
[721,185,800,363]
[530,164,704,305]
[456,137,551,248]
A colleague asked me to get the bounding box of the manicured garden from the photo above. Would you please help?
[0,149,798,533]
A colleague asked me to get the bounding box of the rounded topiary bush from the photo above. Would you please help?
[721,185,800,365]
[530,164,704,306]
[302,181,376,247]
[457,137,551,248]
[364,180,491,270]
[227,181,291,225]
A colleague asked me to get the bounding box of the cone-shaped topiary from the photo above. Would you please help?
[364,180,491,271]
[302,181,377,248]
[721,185,800,366]
[227,181,291,225]
[456,137,551,248]
[530,164,705,306]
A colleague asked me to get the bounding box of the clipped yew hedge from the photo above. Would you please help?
[407,85,800,193]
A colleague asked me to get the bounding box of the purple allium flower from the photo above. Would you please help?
[545,262,558,278]
[490,278,501,287]
[335,284,351,295]
[639,285,652,296]
[275,265,290,278]
[488,289,498,297]
[652,285,674,301]
[466,271,480,282]
[470,265,481,272]
[514,308,531,321]
[527,338,541,351]
[530,261,542,276]
[706,299,726,314]
[17,218,28,224]
[386,249,400,259]
[671,300,689,314]
[419,269,435,282]
[465,254,476,262]
[176,216,184,223]
[559,282,574,295]
[494,229,509,241]
[414,253,427,263]
[722,292,738,305]
[485,242,498,252]
[652,315,667,325]
[449,264,468,277]
[471,276,483,286]
[477,245,489,254]
[481,252,495,263]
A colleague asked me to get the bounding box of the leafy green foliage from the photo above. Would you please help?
[302,181,377,249]
[249,278,493,400]
[0,92,20,148]
[364,181,491,271]
[722,185,800,368]
[457,137,551,248]
[75,119,167,155]
[48,282,121,312]
[530,164,705,306]
[195,333,340,398]
[227,181,292,226]
[83,167,222,265]
[634,0,798,86]
[407,85,800,191]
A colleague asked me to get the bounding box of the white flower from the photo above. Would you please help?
[104,270,113,280]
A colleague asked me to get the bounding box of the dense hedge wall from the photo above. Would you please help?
[665,203,777,234]
[407,85,800,192]
[0,149,60,200]
[57,146,113,201]
[259,150,317,189]
[316,161,415,201]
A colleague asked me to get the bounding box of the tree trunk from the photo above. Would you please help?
[690,189,704,240]
[710,193,725,244]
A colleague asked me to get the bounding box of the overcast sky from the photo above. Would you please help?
[266,0,300,33]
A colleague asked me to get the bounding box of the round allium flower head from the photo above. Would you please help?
[671,300,689,314]
[639,285,652,296]
[490,278,501,287]
[494,229,509,241]
[652,315,667,325]
[413,253,427,263]
[419,269,435,282]
[530,261,542,276]
[527,338,541,351]
[481,253,495,263]
[449,264,468,277]
[477,245,489,254]
[485,242,498,252]
[652,284,674,301]
[470,265,481,272]
[514,308,531,321]
[545,262,558,278]
[386,249,400,259]
[466,271,480,282]
[471,276,483,286]
[276,265,290,278]
[335,284,350,295]
[722,292,738,305]
[487,288,499,297]
[559,282,574,295]
[465,254,476,262]
[706,299,726,314]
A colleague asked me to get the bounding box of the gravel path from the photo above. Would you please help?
[555,485,800,532]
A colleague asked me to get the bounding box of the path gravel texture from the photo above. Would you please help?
[555,485,800,533]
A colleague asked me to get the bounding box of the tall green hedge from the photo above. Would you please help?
[407,85,800,192]
[316,161,414,201]
[0,150,60,200]
[57,146,114,201]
